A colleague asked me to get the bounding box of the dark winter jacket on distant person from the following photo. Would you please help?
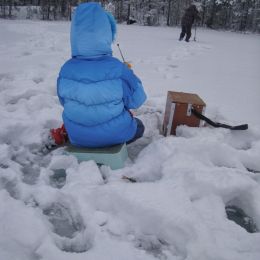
[181,5,200,27]
[57,3,146,148]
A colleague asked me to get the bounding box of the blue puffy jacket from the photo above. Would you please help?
[57,3,146,147]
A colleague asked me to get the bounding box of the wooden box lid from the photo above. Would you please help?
[167,91,206,106]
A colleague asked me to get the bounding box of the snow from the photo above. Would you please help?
[0,19,260,260]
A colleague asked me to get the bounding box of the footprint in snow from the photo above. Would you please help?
[32,77,44,84]
[168,64,178,69]
[6,89,39,105]
[22,164,41,185]
[134,234,168,258]
[49,169,67,189]
[22,51,32,56]
[0,73,14,82]
[43,201,92,252]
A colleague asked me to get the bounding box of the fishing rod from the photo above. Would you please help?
[194,23,197,41]
[117,43,126,63]
[117,43,132,68]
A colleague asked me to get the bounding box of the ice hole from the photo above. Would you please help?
[43,202,92,253]
[135,234,167,258]
[49,169,66,189]
[225,205,258,233]
[22,164,40,185]
[43,202,85,238]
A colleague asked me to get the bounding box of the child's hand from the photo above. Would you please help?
[124,62,132,69]
[128,109,134,117]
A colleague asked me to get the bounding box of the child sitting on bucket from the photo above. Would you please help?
[49,2,146,148]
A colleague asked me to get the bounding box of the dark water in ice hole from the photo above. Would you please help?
[225,205,258,233]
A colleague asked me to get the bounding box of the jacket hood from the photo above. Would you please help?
[70,2,117,58]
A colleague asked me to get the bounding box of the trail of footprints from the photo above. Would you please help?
[1,104,259,256]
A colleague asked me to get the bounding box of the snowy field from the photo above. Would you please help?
[0,19,260,260]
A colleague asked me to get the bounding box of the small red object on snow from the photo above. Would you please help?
[50,124,68,145]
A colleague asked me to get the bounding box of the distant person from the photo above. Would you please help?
[179,4,200,42]
[49,3,147,148]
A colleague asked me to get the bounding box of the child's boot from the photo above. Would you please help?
[50,124,68,145]
[44,124,68,151]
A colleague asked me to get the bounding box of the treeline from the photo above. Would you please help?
[1,0,260,32]
[0,0,78,20]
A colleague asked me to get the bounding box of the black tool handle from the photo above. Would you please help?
[191,108,248,130]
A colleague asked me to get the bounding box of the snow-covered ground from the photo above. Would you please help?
[0,19,260,260]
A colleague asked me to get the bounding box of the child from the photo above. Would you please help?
[50,2,146,148]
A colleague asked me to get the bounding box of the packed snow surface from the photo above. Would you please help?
[0,20,260,260]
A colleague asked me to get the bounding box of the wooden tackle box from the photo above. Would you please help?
[162,91,206,136]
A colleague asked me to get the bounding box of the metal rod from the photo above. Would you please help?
[194,24,197,41]
[117,43,126,63]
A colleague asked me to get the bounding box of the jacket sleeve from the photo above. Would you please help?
[121,65,147,109]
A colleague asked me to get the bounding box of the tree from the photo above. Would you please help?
[0,0,259,32]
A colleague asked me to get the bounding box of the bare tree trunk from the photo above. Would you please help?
[8,0,13,18]
[239,0,250,31]
[252,0,260,32]
[115,0,123,22]
[127,3,130,24]
[68,1,72,21]
[244,0,250,30]
[3,0,7,18]
[119,0,123,22]
[166,0,171,26]
[175,0,181,26]
[47,0,50,20]
[201,0,206,26]
[207,0,216,28]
